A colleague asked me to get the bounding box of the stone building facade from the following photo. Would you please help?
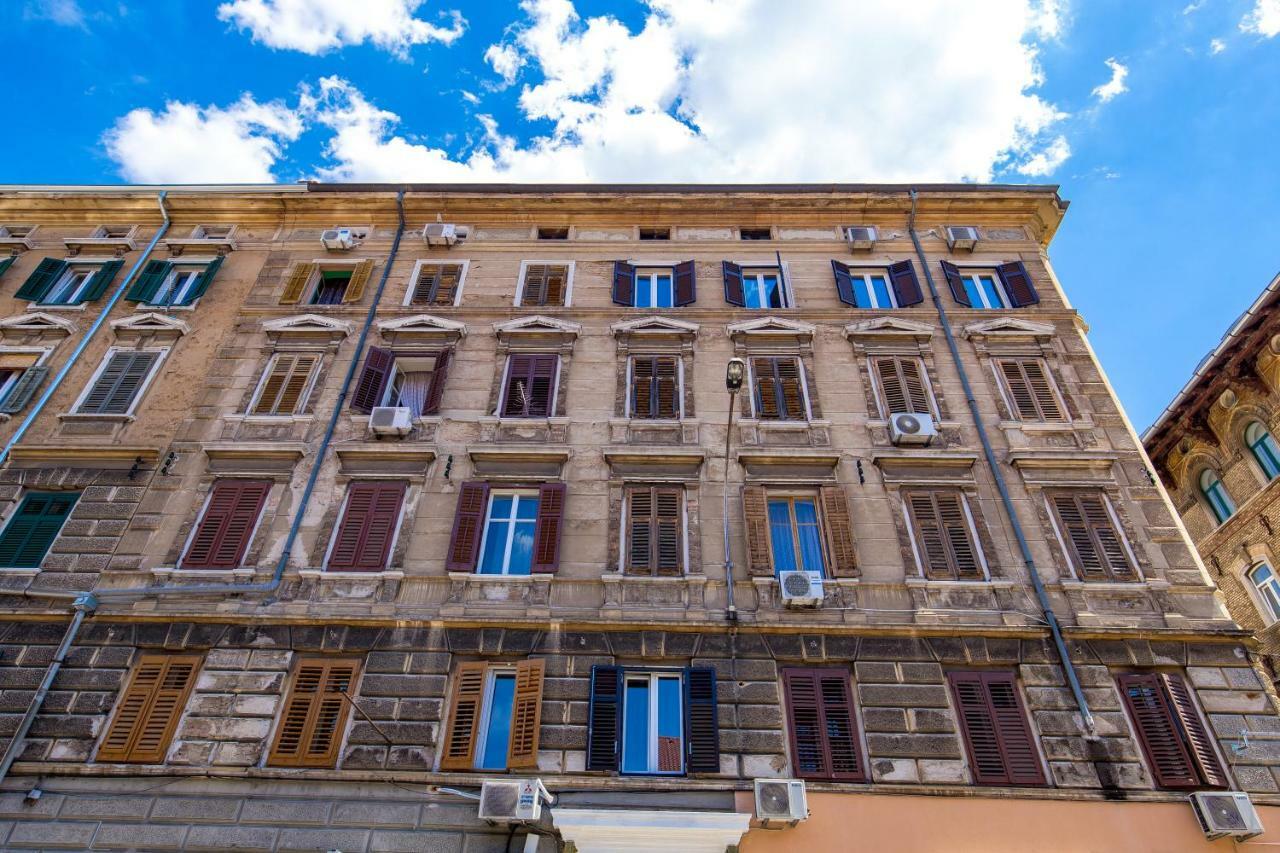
[0,184,1271,851]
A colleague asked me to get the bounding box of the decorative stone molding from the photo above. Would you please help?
[610,315,699,342]
[872,450,979,484]
[726,315,815,345]
[262,314,353,346]
[376,314,466,348]
[493,314,581,348]
[334,445,436,477]
[468,447,569,479]
[550,809,750,853]
[603,448,705,478]
[110,312,189,342]
[7,445,160,470]
[844,316,936,344]
[63,225,139,257]
[961,317,1056,342]
[203,442,305,475]
[736,449,840,479]
[0,312,76,340]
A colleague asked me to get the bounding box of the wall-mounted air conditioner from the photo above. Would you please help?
[754,778,809,825]
[889,412,937,446]
[479,779,550,824]
[424,223,469,247]
[844,226,877,250]
[779,571,823,607]
[321,228,359,250]
[369,406,412,436]
[1190,792,1264,840]
[945,225,979,251]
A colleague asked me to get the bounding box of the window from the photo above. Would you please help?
[517,263,572,307]
[268,658,360,768]
[782,668,867,781]
[97,654,201,764]
[639,227,670,241]
[947,671,1046,786]
[832,260,924,309]
[94,225,135,239]
[74,349,163,415]
[191,224,235,240]
[871,356,933,417]
[1249,563,1280,622]
[407,262,466,306]
[1199,469,1235,524]
[750,356,807,420]
[1247,422,1280,480]
[587,666,718,775]
[961,270,1007,309]
[613,261,695,307]
[351,347,451,417]
[629,356,680,419]
[440,660,545,771]
[326,482,407,572]
[500,353,559,418]
[941,260,1039,309]
[279,261,373,306]
[723,263,790,308]
[536,226,569,240]
[624,486,684,575]
[15,258,123,306]
[0,491,78,569]
[742,485,857,578]
[478,491,540,576]
[1116,672,1229,790]
[996,359,1064,422]
[446,482,566,574]
[127,258,224,307]
[1047,491,1137,582]
[0,351,48,416]
[251,353,321,416]
[738,227,772,241]
[903,490,985,580]
[313,269,352,305]
[181,480,271,569]
[767,496,826,577]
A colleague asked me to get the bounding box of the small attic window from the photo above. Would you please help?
[192,224,235,239]
[92,225,135,239]
[639,227,671,241]
[536,227,570,240]
[738,227,772,241]
[0,225,35,239]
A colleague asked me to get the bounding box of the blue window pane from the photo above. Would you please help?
[477,674,515,770]
[622,680,650,773]
[743,276,763,308]
[516,496,539,520]
[764,275,783,308]
[962,276,983,307]
[979,275,1004,309]
[635,275,653,307]
[852,277,872,308]
[478,519,509,574]
[768,501,797,573]
[656,677,682,773]
[1253,434,1280,479]
[655,275,673,308]
[508,521,535,575]
[1254,564,1275,583]
[870,275,892,308]
[794,500,826,575]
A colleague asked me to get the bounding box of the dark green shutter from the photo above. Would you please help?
[126,260,171,303]
[0,256,14,279]
[15,258,67,302]
[0,365,49,415]
[0,492,79,568]
[182,256,223,304]
[79,259,123,302]
[79,351,158,414]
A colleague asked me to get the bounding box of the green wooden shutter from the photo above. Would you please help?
[15,258,67,301]
[126,260,172,303]
[80,259,124,302]
[0,365,49,415]
[0,492,79,568]
[0,257,14,279]
[182,256,224,304]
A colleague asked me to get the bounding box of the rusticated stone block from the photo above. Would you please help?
[866,733,961,759]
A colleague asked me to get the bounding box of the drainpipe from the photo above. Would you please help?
[907,188,1096,736]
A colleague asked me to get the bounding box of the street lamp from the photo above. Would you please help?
[722,357,746,622]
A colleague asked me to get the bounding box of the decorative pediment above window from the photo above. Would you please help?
[0,312,76,341]
[735,449,840,479]
[611,316,699,339]
[726,316,815,342]
[262,314,353,346]
[494,315,581,349]
[962,317,1056,341]
[844,316,936,342]
[110,312,189,342]
[377,314,466,348]
[603,448,705,479]
[468,448,569,479]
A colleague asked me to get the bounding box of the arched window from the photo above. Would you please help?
[1250,563,1280,622]
[1199,469,1235,524]
[1246,422,1280,480]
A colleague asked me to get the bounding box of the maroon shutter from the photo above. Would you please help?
[888,260,924,306]
[612,261,636,306]
[941,261,969,307]
[722,261,745,306]
[685,667,720,773]
[351,347,394,413]
[673,260,696,306]
[1117,673,1201,789]
[528,354,558,417]
[997,261,1038,307]
[831,260,856,306]
[328,482,406,571]
[947,671,1046,786]
[1161,673,1230,789]
[502,354,533,417]
[531,482,566,573]
[181,480,270,569]
[422,349,451,415]
[782,668,866,781]
[445,481,489,572]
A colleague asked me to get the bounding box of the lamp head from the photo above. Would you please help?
[726,357,746,393]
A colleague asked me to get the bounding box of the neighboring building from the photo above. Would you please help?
[0,184,1271,851]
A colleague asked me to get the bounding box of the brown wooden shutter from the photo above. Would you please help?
[819,485,858,578]
[280,262,316,305]
[742,484,772,576]
[507,659,546,769]
[527,355,558,417]
[685,667,720,773]
[673,260,696,306]
[253,353,318,415]
[1117,673,1202,789]
[439,661,488,770]
[654,357,678,419]
[888,260,924,306]
[831,260,856,306]
[446,481,489,572]
[627,487,683,576]
[627,487,653,574]
[612,261,636,305]
[947,670,1046,786]
[1050,492,1136,582]
[906,491,982,580]
[351,347,395,414]
[875,357,930,416]
[941,261,969,307]
[181,480,271,569]
[342,259,375,303]
[267,658,359,768]
[586,665,622,771]
[327,482,406,571]
[502,354,558,417]
[98,654,201,764]
[421,349,451,415]
[997,260,1038,307]
[531,482,565,573]
[782,668,866,781]
[1161,673,1230,788]
[631,357,654,418]
[722,261,745,306]
[998,359,1062,421]
[411,264,462,305]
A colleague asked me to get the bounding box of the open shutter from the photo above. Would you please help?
[15,258,66,302]
[1161,673,1230,789]
[531,482,566,573]
[268,659,359,768]
[888,260,924,307]
[673,260,696,306]
[422,349,451,415]
[941,261,969,307]
[529,354,557,417]
[948,671,1045,787]
[783,668,866,781]
[181,480,270,569]
[722,261,745,307]
[752,357,779,419]
[502,355,532,417]
[80,259,123,301]
[587,665,622,771]
[507,659,546,769]
[1117,673,1201,789]
[350,347,394,414]
[98,654,201,764]
[328,481,405,571]
[0,256,13,278]
[0,365,49,415]
[342,259,375,304]
[446,481,490,572]
[440,662,489,770]
[612,261,636,306]
[819,485,858,578]
[280,262,315,305]
[997,260,1038,307]
[126,260,172,302]
[183,256,224,303]
[684,667,720,773]
[742,484,772,576]
[831,260,857,306]
[0,492,78,569]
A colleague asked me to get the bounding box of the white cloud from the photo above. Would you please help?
[1091,57,1128,102]
[1017,135,1070,176]
[1182,1,1204,14]
[1241,0,1280,36]
[23,0,86,28]
[103,94,305,183]
[484,43,525,86]
[216,0,465,57]
[1210,37,1227,53]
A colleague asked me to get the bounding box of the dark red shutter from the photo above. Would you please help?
[181,480,270,569]
[503,354,557,417]
[685,667,720,773]
[831,260,856,306]
[783,668,866,781]
[1117,673,1201,789]
[997,261,1038,307]
[587,665,622,771]
[948,671,1046,786]
[328,482,406,571]
[888,260,923,306]
[528,354,558,417]
[351,347,394,413]
[422,349,451,415]
[612,261,636,306]
[941,261,969,307]
[673,260,696,306]
[1161,674,1230,789]
[531,482,565,573]
[722,261,745,307]
[445,481,489,572]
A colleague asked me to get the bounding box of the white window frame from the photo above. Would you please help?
[403,259,470,307]
[246,350,323,417]
[847,267,898,309]
[621,671,685,776]
[624,354,685,420]
[1246,562,1280,624]
[475,489,540,575]
[899,491,991,581]
[956,268,1010,310]
[618,485,690,573]
[320,482,409,573]
[176,478,272,571]
[41,261,104,307]
[737,263,792,309]
[744,354,811,421]
[496,353,561,419]
[865,353,938,420]
[473,665,518,770]
[0,347,52,405]
[147,257,217,309]
[516,260,576,308]
[304,258,366,306]
[70,346,169,416]
[632,266,679,309]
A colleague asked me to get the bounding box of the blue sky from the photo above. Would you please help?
[1,0,1278,429]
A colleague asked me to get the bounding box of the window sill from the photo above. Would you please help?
[743,418,832,430]
[1059,578,1165,591]
[447,572,548,582]
[904,577,1018,589]
[998,420,1090,432]
[151,566,256,580]
[141,303,198,312]
[0,568,41,578]
[30,303,88,312]
[224,413,316,424]
[300,569,405,580]
[57,412,135,423]
[482,416,571,426]
[604,572,706,582]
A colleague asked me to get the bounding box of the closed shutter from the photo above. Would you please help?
[819,485,858,578]
[874,357,930,416]
[722,261,745,307]
[342,259,375,304]
[521,264,568,306]
[941,261,969,307]
[627,486,683,576]
[1050,493,1136,581]
[268,659,360,768]
[782,668,866,781]
[183,256,224,304]
[421,349,451,415]
[753,357,805,420]
[502,354,557,418]
[410,264,462,305]
[0,365,49,415]
[888,260,924,307]
[252,353,319,415]
[78,351,159,414]
[685,667,720,773]
[126,260,172,302]
[831,260,856,306]
[531,482,566,573]
[948,671,1046,786]
[508,659,546,769]
[80,259,123,302]
[612,261,636,305]
[997,261,1038,307]
[998,359,1063,421]
[446,481,490,572]
[587,665,622,771]
[906,491,982,580]
[1117,673,1203,789]
[673,260,696,306]
[440,661,489,770]
[181,480,271,569]
[0,491,79,568]
[742,485,772,576]
[327,482,406,571]
[98,654,201,764]
[15,258,67,302]
[279,262,316,304]
[350,347,395,414]
[631,356,678,419]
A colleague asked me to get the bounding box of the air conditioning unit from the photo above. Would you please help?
[778,571,823,607]
[844,225,877,250]
[1190,792,1264,840]
[889,412,937,446]
[479,779,550,824]
[369,406,413,436]
[424,222,458,247]
[945,225,979,251]
[754,778,808,825]
[321,228,358,250]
